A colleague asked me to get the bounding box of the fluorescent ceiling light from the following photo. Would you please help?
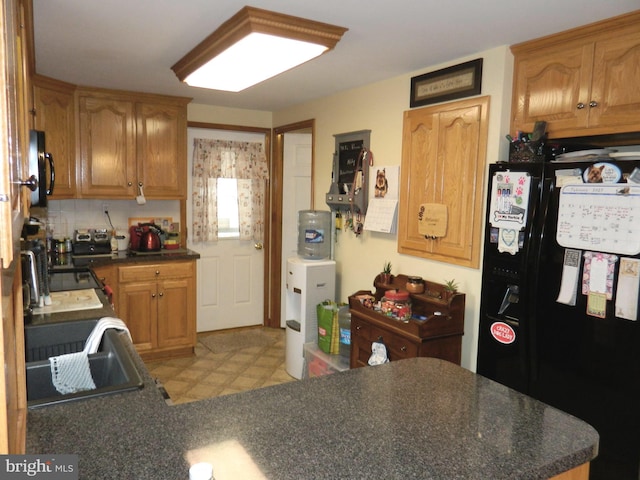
[171,6,348,92]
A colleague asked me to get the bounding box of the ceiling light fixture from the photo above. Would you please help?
[171,6,348,92]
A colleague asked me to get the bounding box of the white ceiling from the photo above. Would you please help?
[33,1,639,112]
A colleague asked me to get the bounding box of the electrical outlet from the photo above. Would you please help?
[102,202,110,214]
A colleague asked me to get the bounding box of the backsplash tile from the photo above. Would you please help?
[43,199,180,239]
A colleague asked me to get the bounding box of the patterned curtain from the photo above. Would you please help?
[192,138,269,243]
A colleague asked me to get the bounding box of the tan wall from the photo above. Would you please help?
[188,104,272,128]
[187,45,515,371]
[273,46,515,371]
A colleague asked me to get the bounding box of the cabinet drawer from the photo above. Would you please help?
[119,261,193,282]
[370,326,418,360]
[351,317,371,340]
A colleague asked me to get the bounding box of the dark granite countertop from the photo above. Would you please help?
[53,248,200,270]
[26,357,598,480]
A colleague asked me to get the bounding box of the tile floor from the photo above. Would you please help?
[145,327,296,405]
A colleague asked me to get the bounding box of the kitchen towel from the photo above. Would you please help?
[50,351,96,395]
[84,317,131,354]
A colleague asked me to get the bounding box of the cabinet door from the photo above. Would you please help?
[157,276,195,348]
[78,95,136,198]
[350,335,371,369]
[511,43,593,135]
[136,102,186,199]
[118,281,157,352]
[350,315,372,368]
[33,76,76,198]
[398,96,489,268]
[589,28,640,133]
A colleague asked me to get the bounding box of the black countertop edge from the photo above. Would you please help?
[25,357,599,480]
[51,248,200,271]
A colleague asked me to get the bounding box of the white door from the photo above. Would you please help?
[279,133,312,327]
[187,128,266,332]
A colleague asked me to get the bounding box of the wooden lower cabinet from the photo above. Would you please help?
[116,260,196,361]
[349,275,465,369]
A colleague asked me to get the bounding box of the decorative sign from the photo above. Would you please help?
[417,203,447,237]
[490,322,516,345]
[337,139,364,186]
[410,58,483,108]
[557,184,640,255]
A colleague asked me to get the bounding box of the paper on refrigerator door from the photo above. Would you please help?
[488,171,531,230]
[557,249,581,306]
[615,258,640,321]
[582,252,618,300]
[497,228,519,255]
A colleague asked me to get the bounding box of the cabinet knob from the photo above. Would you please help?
[20,175,38,191]
[576,102,585,109]
[356,325,362,331]
[151,293,156,298]
[400,345,407,352]
[127,182,133,186]
[589,101,598,108]
[155,270,160,275]
[159,292,164,297]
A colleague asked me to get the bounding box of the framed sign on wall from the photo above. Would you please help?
[410,58,483,108]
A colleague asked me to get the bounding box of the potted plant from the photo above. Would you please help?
[443,279,459,301]
[380,261,393,284]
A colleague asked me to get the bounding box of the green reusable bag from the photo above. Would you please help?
[317,301,337,353]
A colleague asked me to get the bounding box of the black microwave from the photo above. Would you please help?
[28,130,55,207]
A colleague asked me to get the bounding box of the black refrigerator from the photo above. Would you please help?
[477,155,640,480]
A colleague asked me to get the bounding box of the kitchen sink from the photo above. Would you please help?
[25,319,143,408]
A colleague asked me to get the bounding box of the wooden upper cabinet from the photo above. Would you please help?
[511,11,640,138]
[33,75,77,198]
[136,101,187,198]
[77,88,189,199]
[398,96,489,269]
[78,92,136,197]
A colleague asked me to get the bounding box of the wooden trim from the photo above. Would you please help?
[269,119,315,328]
[188,121,270,136]
[32,73,76,92]
[76,85,192,105]
[171,6,347,81]
[511,9,640,53]
[186,121,274,328]
[20,0,35,78]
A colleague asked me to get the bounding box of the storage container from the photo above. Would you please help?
[381,289,412,322]
[304,342,349,378]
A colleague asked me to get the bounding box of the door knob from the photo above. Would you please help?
[254,242,263,250]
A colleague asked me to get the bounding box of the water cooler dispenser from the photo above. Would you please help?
[284,209,336,379]
[285,256,336,379]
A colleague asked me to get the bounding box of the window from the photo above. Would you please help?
[217,178,239,238]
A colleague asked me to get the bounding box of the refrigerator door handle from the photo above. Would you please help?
[498,285,519,315]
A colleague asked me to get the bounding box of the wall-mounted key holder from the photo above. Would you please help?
[326,130,371,215]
